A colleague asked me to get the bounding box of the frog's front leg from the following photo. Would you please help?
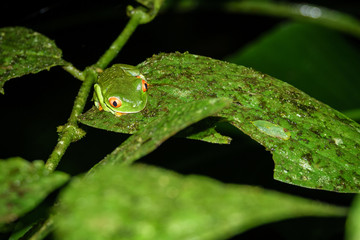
[94,84,108,112]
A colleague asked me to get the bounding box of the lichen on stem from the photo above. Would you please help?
[45,68,96,172]
[63,64,85,81]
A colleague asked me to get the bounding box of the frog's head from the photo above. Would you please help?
[93,64,148,116]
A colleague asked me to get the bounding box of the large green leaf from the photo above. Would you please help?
[0,27,67,94]
[0,157,69,229]
[80,52,360,193]
[55,164,346,240]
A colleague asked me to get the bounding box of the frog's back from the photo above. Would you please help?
[98,65,127,86]
[98,64,142,98]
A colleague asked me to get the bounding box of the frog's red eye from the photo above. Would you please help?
[142,79,148,92]
[108,97,122,108]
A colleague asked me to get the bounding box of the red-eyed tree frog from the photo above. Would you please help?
[93,64,148,117]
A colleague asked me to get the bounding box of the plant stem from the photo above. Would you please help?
[45,69,96,172]
[95,8,147,69]
[63,64,85,81]
[28,216,55,240]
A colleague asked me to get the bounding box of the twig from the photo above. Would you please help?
[45,69,96,171]
[63,64,85,81]
[27,216,55,240]
[95,7,152,69]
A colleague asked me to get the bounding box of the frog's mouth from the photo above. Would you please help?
[96,95,147,116]
[109,98,148,115]
[96,99,142,116]
[105,104,142,115]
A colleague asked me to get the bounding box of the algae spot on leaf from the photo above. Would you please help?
[252,120,291,140]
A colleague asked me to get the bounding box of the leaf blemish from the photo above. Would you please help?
[252,120,291,140]
[333,138,344,146]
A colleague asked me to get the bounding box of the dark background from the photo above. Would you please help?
[1,1,359,239]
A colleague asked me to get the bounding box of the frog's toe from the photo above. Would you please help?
[94,101,103,111]
[115,112,127,117]
[136,74,145,80]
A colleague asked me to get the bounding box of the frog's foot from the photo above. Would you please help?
[115,112,127,117]
[95,68,103,73]
[98,105,103,111]
[136,74,145,80]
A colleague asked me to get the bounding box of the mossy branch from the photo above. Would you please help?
[27,216,55,240]
[95,6,154,70]
[45,68,96,172]
[63,64,85,81]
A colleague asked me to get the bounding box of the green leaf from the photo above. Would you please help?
[346,195,360,240]
[0,157,69,229]
[55,164,346,240]
[226,22,360,111]
[79,106,230,145]
[176,117,232,144]
[80,52,360,193]
[90,98,231,171]
[0,27,67,94]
